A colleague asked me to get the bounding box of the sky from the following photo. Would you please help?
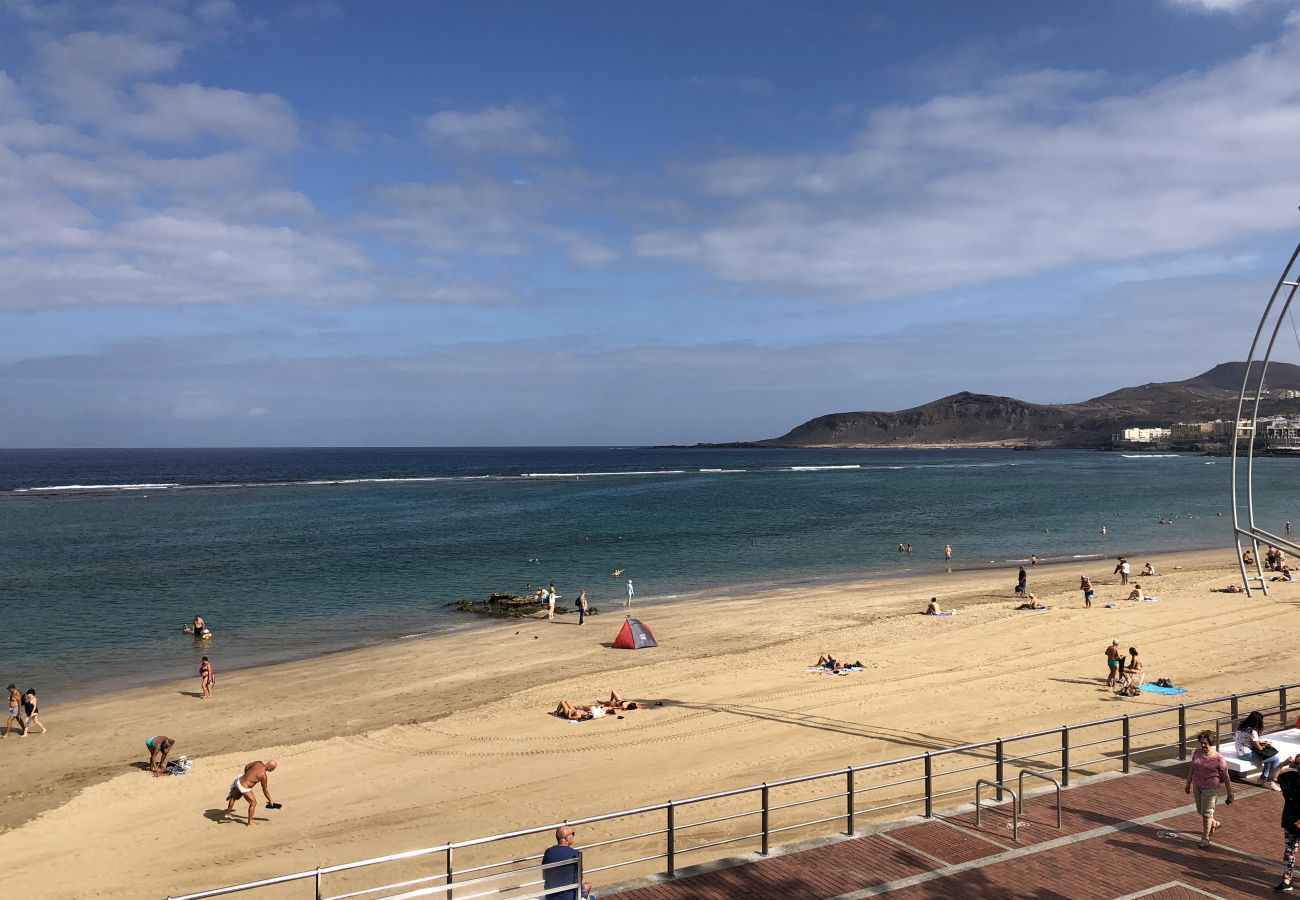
[2,0,1300,447]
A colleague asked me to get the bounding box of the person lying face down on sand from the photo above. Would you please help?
[223,759,277,827]
[554,692,640,720]
[1015,594,1045,610]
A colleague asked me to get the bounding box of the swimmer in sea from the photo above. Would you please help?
[611,568,624,578]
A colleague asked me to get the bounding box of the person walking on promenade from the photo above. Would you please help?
[1105,640,1123,687]
[576,590,588,625]
[1274,757,1300,892]
[223,759,278,827]
[624,579,634,608]
[199,656,215,700]
[1185,730,1234,848]
[542,824,594,900]
[3,684,24,737]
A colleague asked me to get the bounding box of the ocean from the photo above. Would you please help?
[0,447,1290,700]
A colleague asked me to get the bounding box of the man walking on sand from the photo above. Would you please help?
[547,583,558,621]
[3,684,25,737]
[223,759,277,827]
[624,579,634,608]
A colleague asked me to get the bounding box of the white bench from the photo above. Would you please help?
[1218,726,1300,777]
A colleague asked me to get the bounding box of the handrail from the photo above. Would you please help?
[974,779,1019,843]
[1017,770,1062,829]
[167,680,1300,900]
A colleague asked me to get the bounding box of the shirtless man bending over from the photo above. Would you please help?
[223,759,277,827]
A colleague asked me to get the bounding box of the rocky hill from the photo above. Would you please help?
[734,362,1300,449]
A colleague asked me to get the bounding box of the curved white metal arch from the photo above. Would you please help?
[1232,238,1300,596]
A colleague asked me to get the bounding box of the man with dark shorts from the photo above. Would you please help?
[223,759,278,827]
[542,824,594,899]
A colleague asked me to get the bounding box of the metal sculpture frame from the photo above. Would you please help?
[1232,239,1300,596]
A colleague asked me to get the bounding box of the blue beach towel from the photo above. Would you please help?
[1140,683,1187,696]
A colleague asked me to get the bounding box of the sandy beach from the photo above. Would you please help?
[1,547,1292,899]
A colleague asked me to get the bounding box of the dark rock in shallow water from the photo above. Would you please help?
[452,594,601,618]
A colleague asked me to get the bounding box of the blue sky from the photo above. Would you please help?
[2,0,1300,447]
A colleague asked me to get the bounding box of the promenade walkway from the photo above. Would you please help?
[608,763,1286,899]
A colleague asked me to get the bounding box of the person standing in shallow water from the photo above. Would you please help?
[944,544,952,563]
[624,579,634,608]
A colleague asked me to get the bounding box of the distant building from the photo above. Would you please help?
[1277,389,1300,400]
[1120,427,1170,444]
[1263,417,1300,451]
[1169,420,1249,451]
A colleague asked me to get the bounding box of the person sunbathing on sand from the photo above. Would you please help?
[1126,584,1143,602]
[555,692,640,720]
[555,700,605,720]
[815,654,864,671]
[1213,585,1246,593]
[1141,563,1159,577]
[925,597,941,615]
[1015,594,1045,610]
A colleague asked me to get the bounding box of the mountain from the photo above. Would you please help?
[734,362,1300,449]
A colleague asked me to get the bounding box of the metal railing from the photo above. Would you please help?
[166,681,1300,900]
[974,780,1019,843]
[1017,770,1061,830]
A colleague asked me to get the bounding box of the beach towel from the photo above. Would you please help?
[1016,606,1050,612]
[1140,683,1188,696]
[1142,596,1159,603]
[165,758,192,776]
[923,611,957,617]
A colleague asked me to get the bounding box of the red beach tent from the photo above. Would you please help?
[612,617,657,650]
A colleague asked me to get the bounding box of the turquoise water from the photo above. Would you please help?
[0,447,1292,699]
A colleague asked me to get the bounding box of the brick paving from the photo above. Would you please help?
[607,765,1289,900]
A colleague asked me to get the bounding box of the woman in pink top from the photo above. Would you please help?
[1184,730,1235,848]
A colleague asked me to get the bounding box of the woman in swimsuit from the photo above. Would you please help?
[22,689,45,734]
[199,656,214,700]
[146,735,176,773]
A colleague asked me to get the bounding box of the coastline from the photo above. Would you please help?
[45,530,1238,705]
[1,543,1285,899]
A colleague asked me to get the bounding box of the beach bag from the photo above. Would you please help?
[166,757,193,776]
[1260,745,1280,759]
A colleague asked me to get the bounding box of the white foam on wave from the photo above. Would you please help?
[699,468,747,473]
[786,465,861,472]
[15,482,180,493]
[1121,454,1181,459]
[521,469,686,478]
[1072,553,1104,559]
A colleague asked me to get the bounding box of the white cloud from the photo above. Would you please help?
[636,27,1300,301]
[121,82,299,151]
[420,104,564,155]
[1167,0,1277,12]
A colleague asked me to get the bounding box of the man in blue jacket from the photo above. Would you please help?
[542,824,594,899]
